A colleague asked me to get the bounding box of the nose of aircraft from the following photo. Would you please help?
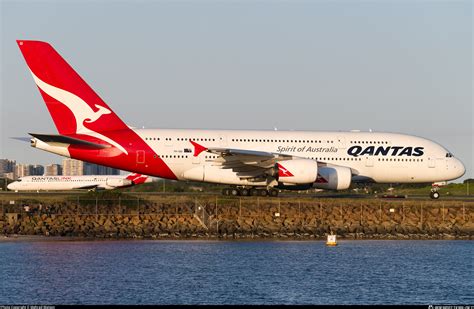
[453,158,466,179]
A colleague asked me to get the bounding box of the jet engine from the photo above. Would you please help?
[314,166,352,190]
[275,159,318,185]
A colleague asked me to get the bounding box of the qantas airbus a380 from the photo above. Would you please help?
[16,40,465,198]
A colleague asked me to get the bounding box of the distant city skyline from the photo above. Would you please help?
[0,158,121,179]
[1,0,472,182]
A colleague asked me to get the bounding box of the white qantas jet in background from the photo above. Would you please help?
[16,40,465,199]
[7,173,150,192]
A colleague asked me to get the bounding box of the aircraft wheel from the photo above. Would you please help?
[260,189,268,197]
[269,189,279,197]
[250,189,259,196]
[222,188,230,196]
[240,188,250,196]
[230,188,240,196]
[430,191,440,199]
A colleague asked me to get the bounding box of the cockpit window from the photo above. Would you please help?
[446,153,453,158]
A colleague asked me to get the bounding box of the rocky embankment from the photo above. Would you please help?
[1,196,473,239]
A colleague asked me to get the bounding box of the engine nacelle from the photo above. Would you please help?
[314,166,352,190]
[277,159,318,185]
[106,178,132,188]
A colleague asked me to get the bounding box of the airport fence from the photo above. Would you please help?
[0,195,472,223]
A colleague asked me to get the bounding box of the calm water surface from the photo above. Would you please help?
[0,239,472,304]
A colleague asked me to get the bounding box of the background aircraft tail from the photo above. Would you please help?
[125,173,150,184]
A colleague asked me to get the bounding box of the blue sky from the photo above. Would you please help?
[1,0,472,181]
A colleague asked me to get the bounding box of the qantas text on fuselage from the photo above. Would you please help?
[15,40,465,198]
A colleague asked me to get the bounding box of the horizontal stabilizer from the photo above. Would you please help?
[10,137,32,142]
[29,133,110,149]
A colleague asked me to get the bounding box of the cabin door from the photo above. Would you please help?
[365,156,374,167]
[428,157,436,168]
[137,150,145,164]
[218,134,227,147]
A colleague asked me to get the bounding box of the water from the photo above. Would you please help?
[1,239,472,304]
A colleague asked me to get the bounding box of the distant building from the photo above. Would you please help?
[15,164,32,178]
[93,164,120,175]
[44,164,62,176]
[62,159,84,176]
[62,158,120,175]
[13,163,45,178]
[32,164,44,176]
[4,172,16,180]
[0,159,16,176]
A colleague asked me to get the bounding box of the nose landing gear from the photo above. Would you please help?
[430,182,443,199]
[430,190,440,199]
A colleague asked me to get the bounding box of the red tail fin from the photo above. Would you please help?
[17,40,128,135]
[17,40,177,180]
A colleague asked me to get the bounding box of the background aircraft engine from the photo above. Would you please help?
[277,159,318,185]
[314,166,352,190]
[106,178,132,188]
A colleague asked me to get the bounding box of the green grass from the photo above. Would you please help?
[383,182,473,196]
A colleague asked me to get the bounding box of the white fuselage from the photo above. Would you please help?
[7,175,132,191]
[134,129,465,185]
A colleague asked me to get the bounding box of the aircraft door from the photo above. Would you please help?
[137,150,145,164]
[428,157,436,168]
[336,136,346,149]
[365,156,374,167]
[218,134,227,147]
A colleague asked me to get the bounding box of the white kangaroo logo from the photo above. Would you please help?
[30,70,128,155]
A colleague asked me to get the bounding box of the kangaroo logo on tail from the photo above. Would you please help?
[30,70,128,155]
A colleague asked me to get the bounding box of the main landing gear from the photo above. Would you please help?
[222,187,279,197]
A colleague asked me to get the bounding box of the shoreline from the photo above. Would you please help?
[2,197,472,241]
[1,233,471,242]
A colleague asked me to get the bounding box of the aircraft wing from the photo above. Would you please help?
[204,146,360,179]
[205,147,294,179]
[190,141,359,180]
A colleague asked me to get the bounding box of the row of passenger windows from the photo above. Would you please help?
[231,139,335,143]
[177,138,216,142]
[156,155,219,159]
[144,137,391,145]
[308,157,362,161]
[144,137,217,142]
[155,155,423,163]
[350,141,389,144]
[32,179,104,182]
[378,158,423,162]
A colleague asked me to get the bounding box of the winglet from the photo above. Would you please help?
[189,140,208,157]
